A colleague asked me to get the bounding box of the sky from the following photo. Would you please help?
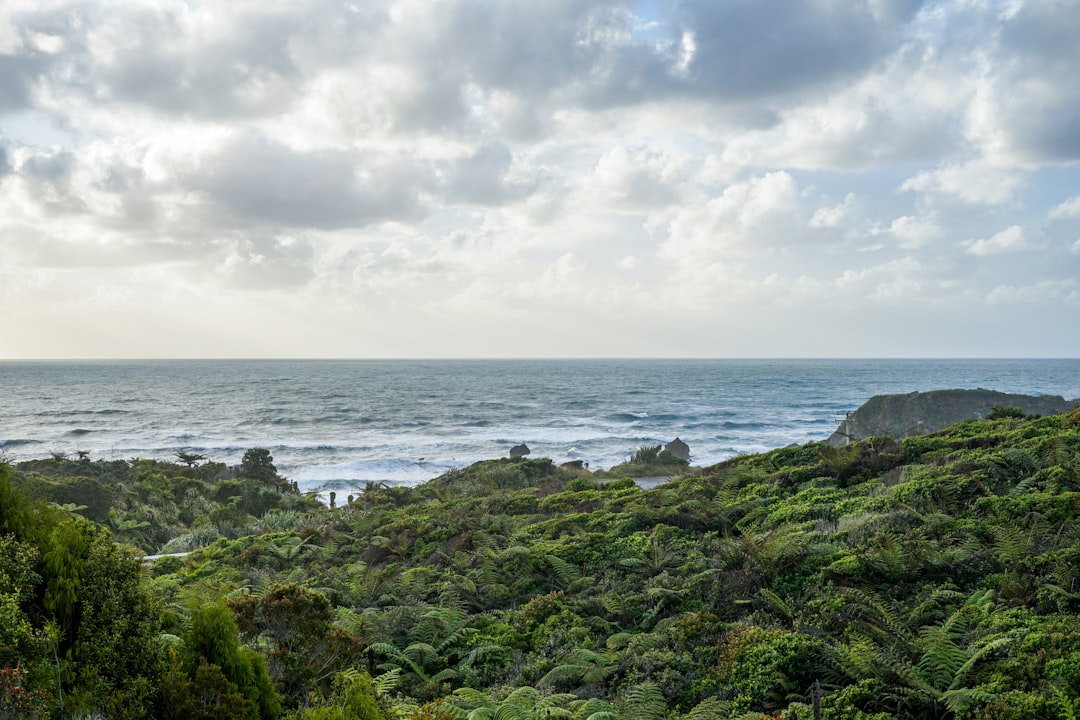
[1,0,1079,359]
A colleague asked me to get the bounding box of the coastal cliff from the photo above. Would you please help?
[827,387,1080,445]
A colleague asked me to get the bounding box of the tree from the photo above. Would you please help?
[230,584,364,707]
[240,449,284,489]
[175,602,280,720]
[176,451,207,468]
[293,670,393,720]
[0,464,36,540]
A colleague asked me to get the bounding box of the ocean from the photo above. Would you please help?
[1,359,1078,496]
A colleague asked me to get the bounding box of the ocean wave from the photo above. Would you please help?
[719,420,770,430]
[35,409,130,417]
[167,433,203,443]
[0,438,41,448]
[288,457,451,488]
[604,412,650,423]
[67,428,94,436]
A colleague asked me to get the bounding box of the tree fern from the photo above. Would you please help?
[570,698,617,720]
[619,682,666,720]
[541,648,618,689]
[546,554,582,587]
[372,666,402,696]
[683,696,729,720]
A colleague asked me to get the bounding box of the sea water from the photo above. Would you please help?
[1,359,1078,495]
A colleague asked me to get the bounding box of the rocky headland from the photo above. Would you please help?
[826,387,1080,445]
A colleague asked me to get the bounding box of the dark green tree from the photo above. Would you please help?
[176,602,280,720]
[230,584,365,706]
[240,449,285,490]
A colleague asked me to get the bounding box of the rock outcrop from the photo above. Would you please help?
[664,437,690,461]
[827,388,1079,446]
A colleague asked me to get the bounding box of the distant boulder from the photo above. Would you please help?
[509,443,531,458]
[827,388,1080,446]
[664,437,690,461]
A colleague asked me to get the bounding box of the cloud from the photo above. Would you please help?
[660,171,802,262]
[832,256,930,302]
[68,1,361,120]
[6,145,87,214]
[901,161,1026,206]
[2,227,215,270]
[440,143,536,206]
[3,0,1080,358]
[809,193,858,229]
[986,279,1078,306]
[1050,196,1080,220]
[190,134,427,230]
[888,214,942,249]
[0,54,44,115]
[673,0,921,102]
[216,235,316,291]
[591,145,690,208]
[963,225,1028,256]
[963,0,1080,163]
[0,4,67,117]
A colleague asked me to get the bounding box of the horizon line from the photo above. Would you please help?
[2,356,1079,363]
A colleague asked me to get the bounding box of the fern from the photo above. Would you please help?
[619,682,666,720]
[453,686,496,709]
[373,667,402,696]
[546,554,582,587]
[570,698,617,720]
[683,697,729,720]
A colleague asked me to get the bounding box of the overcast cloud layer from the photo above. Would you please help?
[1,0,1078,358]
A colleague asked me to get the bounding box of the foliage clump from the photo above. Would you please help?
[597,444,692,479]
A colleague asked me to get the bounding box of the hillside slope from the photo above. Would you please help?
[5,408,1080,718]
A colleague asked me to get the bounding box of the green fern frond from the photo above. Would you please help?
[683,696,728,720]
[430,667,459,683]
[942,686,997,715]
[540,664,585,687]
[620,681,666,720]
[547,554,582,586]
[570,698,618,720]
[404,641,438,666]
[453,686,497,709]
[949,635,1015,690]
[373,666,402,695]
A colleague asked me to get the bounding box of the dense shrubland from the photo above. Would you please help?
[3,408,1080,718]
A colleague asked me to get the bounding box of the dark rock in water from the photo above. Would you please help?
[560,460,585,470]
[664,437,690,461]
[509,443,531,458]
[827,388,1080,446]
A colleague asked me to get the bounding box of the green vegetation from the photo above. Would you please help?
[596,444,692,478]
[4,407,1080,718]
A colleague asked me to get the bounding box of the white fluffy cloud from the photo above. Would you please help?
[660,171,802,263]
[901,162,1027,206]
[1,0,1078,357]
[1050,196,1080,220]
[964,225,1028,256]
